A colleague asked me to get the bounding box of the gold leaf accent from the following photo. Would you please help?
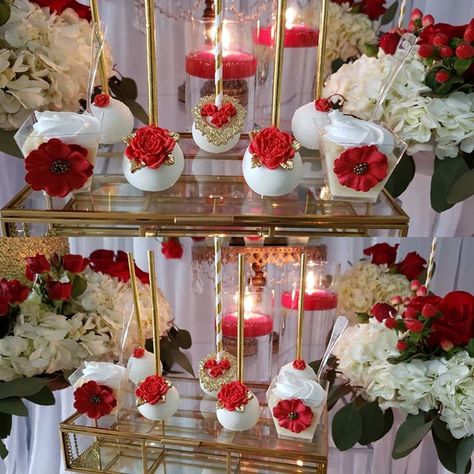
[248,129,259,141]
[198,351,237,393]
[191,95,246,146]
[280,159,294,171]
[169,131,180,142]
[250,156,262,169]
[292,139,301,153]
[130,159,145,174]
[164,153,175,166]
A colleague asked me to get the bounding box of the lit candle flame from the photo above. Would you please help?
[233,292,254,318]
[306,271,315,294]
[285,6,297,29]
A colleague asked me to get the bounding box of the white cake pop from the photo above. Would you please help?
[135,374,180,421]
[191,95,245,154]
[90,94,134,145]
[123,126,184,192]
[242,127,303,197]
[291,101,329,150]
[278,359,316,380]
[127,347,162,385]
[216,381,259,431]
[198,351,237,398]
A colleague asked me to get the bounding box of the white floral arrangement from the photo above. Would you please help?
[0,0,112,130]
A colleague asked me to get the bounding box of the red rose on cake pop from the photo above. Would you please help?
[93,93,111,108]
[125,126,176,169]
[217,381,251,411]
[273,399,313,433]
[201,102,237,128]
[249,127,296,170]
[135,375,170,405]
[204,357,231,377]
[292,359,307,370]
[73,381,117,419]
[315,98,331,112]
[333,145,388,192]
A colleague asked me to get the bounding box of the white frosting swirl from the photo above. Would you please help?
[34,111,101,137]
[323,111,394,150]
[279,361,316,380]
[273,372,325,406]
[81,361,126,386]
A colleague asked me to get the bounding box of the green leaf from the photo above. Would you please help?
[0,130,22,158]
[447,169,474,204]
[431,155,469,213]
[0,377,49,399]
[385,154,416,198]
[327,383,353,411]
[173,329,192,350]
[356,313,370,324]
[456,436,474,474]
[392,412,434,459]
[454,58,472,76]
[0,439,7,459]
[25,386,55,406]
[332,401,362,451]
[433,418,455,443]
[0,397,28,416]
[0,0,10,27]
[380,408,394,438]
[121,98,148,125]
[169,347,195,377]
[331,58,345,74]
[0,413,11,438]
[364,44,379,58]
[433,429,460,473]
[358,401,386,445]
[466,339,474,357]
[381,1,399,25]
[109,76,138,101]
[71,275,87,298]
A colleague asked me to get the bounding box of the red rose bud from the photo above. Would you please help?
[464,27,474,43]
[421,303,438,318]
[93,93,110,108]
[47,281,72,301]
[421,15,434,27]
[363,243,399,266]
[416,286,428,297]
[133,347,145,358]
[396,340,408,351]
[418,44,434,58]
[384,317,398,329]
[371,303,396,322]
[379,32,401,55]
[435,70,451,83]
[391,295,403,305]
[359,0,386,21]
[292,359,307,370]
[397,252,427,281]
[25,254,51,281]
[408,20,417,32]
[433,33,449,46]
[456,43,474,59]
[315,98,331,112]
[403,307,419,319]
[161,238,183,259]
[0,296,9,316]
[440,46,454,58]
[410,280,421,291]
[410,8,423,21]
[440,339,454,351]
[405,318,424,333]
[62,254,90,274]
[403,297,412,305]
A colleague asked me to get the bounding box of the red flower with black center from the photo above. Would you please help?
[333,145,388,192]
[73,381,117,419]
[25,139,93,198]
[272,398,313,433]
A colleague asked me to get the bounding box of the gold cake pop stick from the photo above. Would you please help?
[296,253,307,360]
[127,253,144,347]
[315,0,329,100]
[147,250,161,375]
[89,0,109,95]
[237,253,245,383]
[271,0,287,128]
[144,0,158,125]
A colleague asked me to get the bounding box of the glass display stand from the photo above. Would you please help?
[60,377,328,473]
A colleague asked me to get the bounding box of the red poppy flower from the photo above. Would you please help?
[25,139,93,198]
[333,145,388,192]
[47,281,72,301]
[62,254,90,274]
[25,254,51,281]
[272,398,313,433]
[161,238,183,259]
[73,381,117,419]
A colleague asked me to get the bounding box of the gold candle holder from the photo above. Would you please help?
[315,0,329,100]
[127,252,145,347]
[271,0,287,128]
[237,253,245,383]
[147,250,161,375]
[89,0,109,95]
[296,253,307,360]
[144,0,158,125]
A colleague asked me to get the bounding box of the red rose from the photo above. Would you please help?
[379,32,401,55]
[62,254,90,274]
[334,145,388,192]
[0,297,8,316]
[272,398,313,433]
[133,347,145,358]
[161,238,183,259]
[404,295,442,315]
[331,0,354,4]
[73,381,117,419]
[359,0,386,20]
[0,279,29,305]
[89,250,149,284]
[31,0,91,20]
[315,98,331,112]
[371,303,397,322]
[93,93,111,108]
[125,126,176,169]
[363,243,399,266]
[292,359,307,370]
[135,375,170,405]
[204,357,231,378]
[396,340,408,351]
[25,139,93,198]
[405,318,424,333]
[249,127,296,170]
[419,23,468,45]
[217,381,250,411]
[25,254,51,281]
[429,291,474,348]
[47,281,72,301]
[396,252,427,280]
[201,102,236,128]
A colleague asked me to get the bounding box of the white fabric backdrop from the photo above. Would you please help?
[1,236,473,474]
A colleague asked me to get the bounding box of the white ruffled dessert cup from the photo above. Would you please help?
[90,93,134,145]
[15,111,102,194]
[267,372,328,441]
[216,381,260,431]
[127,347,162,385]
[191,95,245,154]
[135,374,180,421]
[242,127,303,197]
[198,351,237,398]
[316,111,407,203]
[122,125,184,192]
